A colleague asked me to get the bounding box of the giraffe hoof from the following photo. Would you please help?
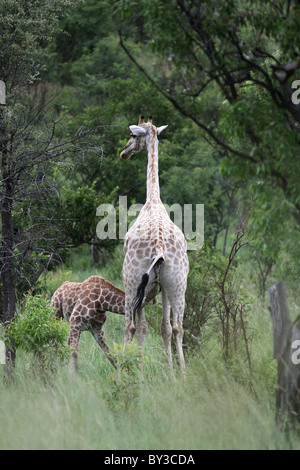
[71,350,79,359]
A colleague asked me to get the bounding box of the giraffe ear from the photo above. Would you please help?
[157,125,168,136]
[129,125,147,136]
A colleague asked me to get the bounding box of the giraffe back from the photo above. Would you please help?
[51,276,125,323]
[124,200,188,273]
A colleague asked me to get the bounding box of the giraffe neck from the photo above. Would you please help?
[108,291,125,315]
[146,127,160,201]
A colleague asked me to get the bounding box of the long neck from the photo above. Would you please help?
[110,291,125,315]
[146,127,160,201]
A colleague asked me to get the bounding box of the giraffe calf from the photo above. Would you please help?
[51,276,125,373]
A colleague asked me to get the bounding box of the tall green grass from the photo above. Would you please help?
[0,300,299,450]
[0,246,299,450]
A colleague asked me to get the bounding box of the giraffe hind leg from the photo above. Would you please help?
[168,294,186,374]
[124,292,137,346]
[135,307,148,370]
[160,287,173,368]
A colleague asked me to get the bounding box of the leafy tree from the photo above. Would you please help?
[117,0,300,240]
[0,0,83,379]
[47,12,236,247]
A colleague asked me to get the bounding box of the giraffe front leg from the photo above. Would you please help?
[90,317,117,369]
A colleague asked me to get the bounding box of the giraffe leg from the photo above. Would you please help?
[90,317,117,369]
[173,322,185,373]
[173,313,185,373]
[169,295,186,374]
[160,287,173,368]
[135,307,148,370]
[136,308,148,352]
[68,320,81,376]
[124,320,136,344]
[124,294,136,347]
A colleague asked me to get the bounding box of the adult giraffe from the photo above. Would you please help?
[120,116,189,372]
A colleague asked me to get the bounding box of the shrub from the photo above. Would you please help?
[185,226,253,368]
[185,244,229,345]
[102,343,143,412]
[6,294,69,383]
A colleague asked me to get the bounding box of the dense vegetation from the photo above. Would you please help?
[0,0,299,449]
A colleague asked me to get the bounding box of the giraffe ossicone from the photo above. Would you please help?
[120,116,189,372]
[51,275,125,374]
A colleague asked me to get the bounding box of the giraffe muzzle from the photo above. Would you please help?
[120,144,134,160]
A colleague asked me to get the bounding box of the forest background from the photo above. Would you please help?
[0,0,300,450]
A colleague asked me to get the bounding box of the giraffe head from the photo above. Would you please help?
[120,116,168,160]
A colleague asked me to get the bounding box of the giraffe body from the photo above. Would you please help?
[51,275,125,372]
[120,116,189,371]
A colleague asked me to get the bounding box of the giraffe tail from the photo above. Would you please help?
[132,254,164,326]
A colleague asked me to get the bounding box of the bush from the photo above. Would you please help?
[6,295,69,383]
[185,245,229,345]
[102,343,143,412]
[185,231,253,368]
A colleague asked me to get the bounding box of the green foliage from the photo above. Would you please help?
[102,343,143,412]
[116,0,300,272]
[0,0,82,93]
[6,295,69,369]
[60,182,117,248]
[185,237,253,367]
[219,79,300,220]
[185,245,229,343]
[0,0,91,328]
[1,0,300,447]
[0,291,299,450]
[46,0,116,83]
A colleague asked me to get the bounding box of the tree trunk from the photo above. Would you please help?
[91,236,100,264]
[268,282,300,426]
[1,133,16,382]
[1,203,16,382]
[2,269,16,383]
